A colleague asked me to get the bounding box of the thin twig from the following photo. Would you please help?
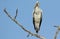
[3,8,46,39]
[54,26,60,30]
[14,8,18,19]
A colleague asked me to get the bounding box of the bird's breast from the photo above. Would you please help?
[34,13,41,22]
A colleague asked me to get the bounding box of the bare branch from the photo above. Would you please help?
[14,8,18,19]
[54,26,60,39]
[54,30,59,39]
[3,8,46,39]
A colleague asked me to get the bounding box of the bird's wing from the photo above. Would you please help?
[39,9,42,28]
[33,10,36,29]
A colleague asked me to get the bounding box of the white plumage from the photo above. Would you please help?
[33,1,42,33]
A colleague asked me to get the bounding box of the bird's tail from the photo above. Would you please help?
[36,30,38,33]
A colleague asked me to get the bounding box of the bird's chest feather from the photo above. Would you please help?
[34,13,41,22]
[34,7,41,21]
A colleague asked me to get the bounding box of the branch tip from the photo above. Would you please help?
[14,8,18,19]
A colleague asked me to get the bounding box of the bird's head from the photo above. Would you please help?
[34,1,40,8]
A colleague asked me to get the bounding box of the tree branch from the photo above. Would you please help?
[54,30,59,39]
[54,26,60,39]
[3,8,46,39]
[14,8,18,19]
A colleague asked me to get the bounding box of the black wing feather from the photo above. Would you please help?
[39,12,42,29]
[33,15,36,30]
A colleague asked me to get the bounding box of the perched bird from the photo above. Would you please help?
[33,1,42,33]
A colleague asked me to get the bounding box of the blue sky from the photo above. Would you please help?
[0,0,60,39]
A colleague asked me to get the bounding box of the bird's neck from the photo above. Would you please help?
[36,6,39,8]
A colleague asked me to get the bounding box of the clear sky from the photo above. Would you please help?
[0,0,60,39]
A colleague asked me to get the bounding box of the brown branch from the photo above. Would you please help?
[3,8,46,39]
[54,30,59,39]
[54,26,60,39]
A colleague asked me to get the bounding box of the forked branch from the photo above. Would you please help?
[3,8,46,39]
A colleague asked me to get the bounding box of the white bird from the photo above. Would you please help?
[33,1,42,33]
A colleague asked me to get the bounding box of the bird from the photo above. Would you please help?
[33,1,42,33]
